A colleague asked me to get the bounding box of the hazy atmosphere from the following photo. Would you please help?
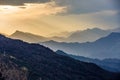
[0,0,120,37]
[0,0,120,80]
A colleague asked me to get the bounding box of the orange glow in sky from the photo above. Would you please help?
[0,0,119,37]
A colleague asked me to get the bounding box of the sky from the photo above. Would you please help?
[0,0,120,37]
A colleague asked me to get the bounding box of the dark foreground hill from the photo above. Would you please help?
[0,34,119,80]
[0,55,27,80]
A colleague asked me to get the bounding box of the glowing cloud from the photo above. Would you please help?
[0,1,66,17]
[0,1,66,35]
[0,0,119,36]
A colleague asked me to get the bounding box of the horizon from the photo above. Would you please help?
[0,27,113,37]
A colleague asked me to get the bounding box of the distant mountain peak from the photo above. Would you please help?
[10,30,48,43]
[46,40,58,43]
[41,31,120,59]
[109,32,120,36]
[66,27,110,42]
[14,30,23,33]
[12,30,33,35]
[95,32,120,42]
[9,27,111,43]
[87,28,103,31]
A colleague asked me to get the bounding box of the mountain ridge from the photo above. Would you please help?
[56,50,120,72]
[40,32,120,59]
[10,30,49,43]
[0,34,120,80]
[9,28,111,43]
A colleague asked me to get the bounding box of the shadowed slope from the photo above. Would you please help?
[0,34,119,80]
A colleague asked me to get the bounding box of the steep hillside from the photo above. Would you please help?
[0,54,27,80]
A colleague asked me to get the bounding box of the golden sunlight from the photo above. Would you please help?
[1,5,15,9]
[0,5,19,13]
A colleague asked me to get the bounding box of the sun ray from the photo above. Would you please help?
[0,5,20,13]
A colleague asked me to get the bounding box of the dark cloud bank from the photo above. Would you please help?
[55,0,120,14]
[0,0,50,5]
[0,0,119,13]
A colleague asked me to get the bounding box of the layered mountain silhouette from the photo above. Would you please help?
[10,28,111,43]
[10,30,49,43]
[0,34,119,80]
[63,28,110,42]
[111,27,120,32]
[41,32,120,59]
[56,50,120,72]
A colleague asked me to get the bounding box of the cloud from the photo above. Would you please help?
[1,0,119,14]
[80,10,119,29]
[0,0,119,35]
[0,0,50,5]
[54,0,120,14]
[0,1,66,35]
[39,10,119,31]
[0,1,66,18]
[19,2,66,17]
[113,0,120,9]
